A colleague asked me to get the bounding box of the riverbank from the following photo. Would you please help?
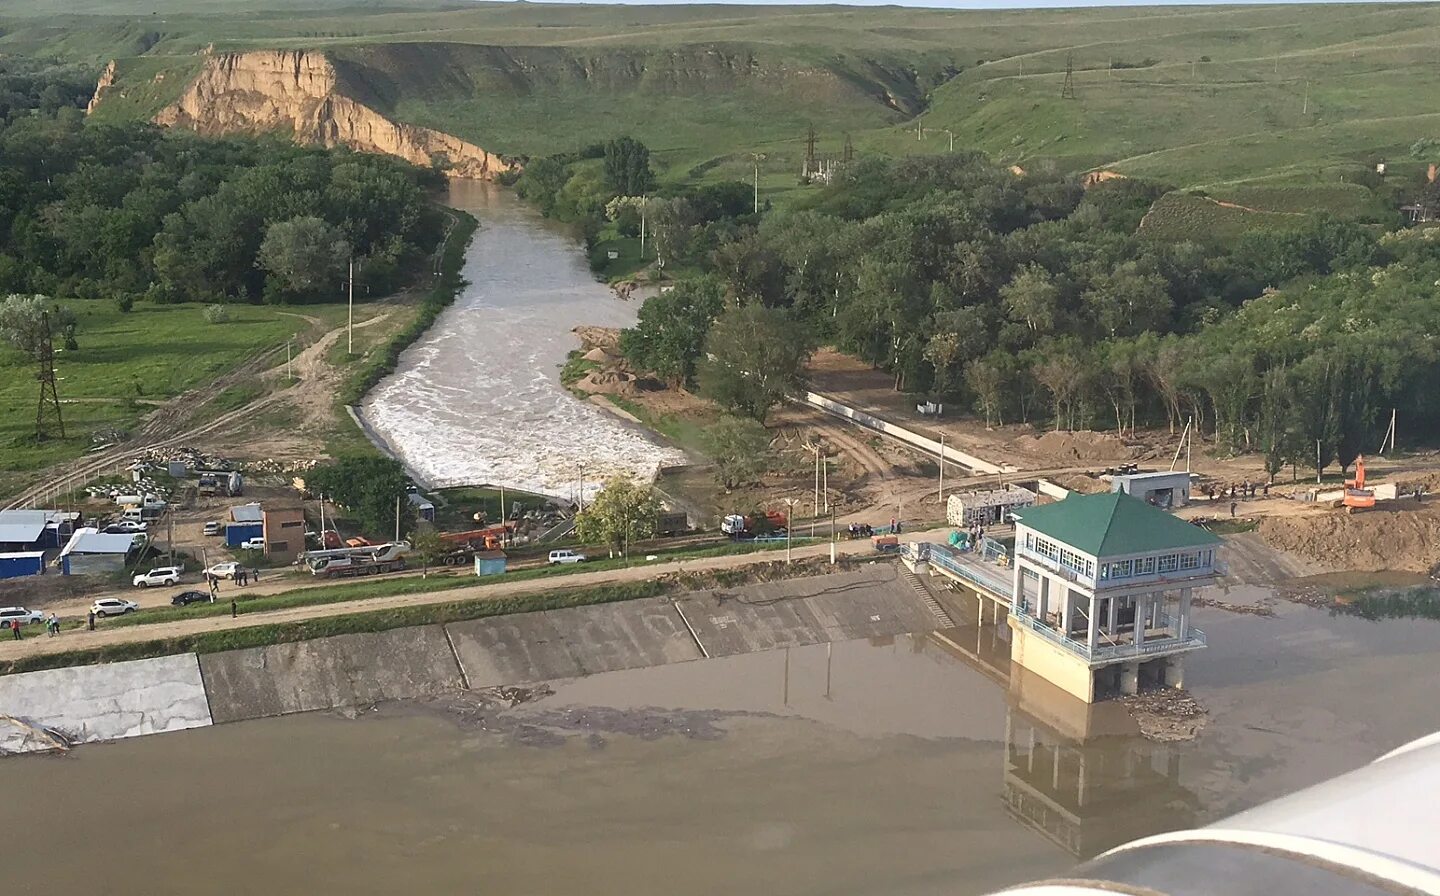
[0,562,923,753]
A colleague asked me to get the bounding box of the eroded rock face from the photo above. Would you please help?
[152,50,514,180]
[86,59,117,115]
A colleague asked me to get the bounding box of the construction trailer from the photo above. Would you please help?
[947,487,1037,528]
[1109,471,1191,509]
[0,551,46,580]
[262,505,307,562]
[473,551,507,577]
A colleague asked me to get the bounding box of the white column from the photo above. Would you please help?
[1178,587,1193,640]
[1087,592,1099,653]
[1107,593,1118,635]
[1011,558,1024,615]
[1134,596,1146,648]
[1061,585,1074,635]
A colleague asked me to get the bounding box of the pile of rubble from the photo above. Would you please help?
[1122,688,1208,742]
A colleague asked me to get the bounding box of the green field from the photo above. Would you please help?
[11,2,1440,197]
[0,301,355,479]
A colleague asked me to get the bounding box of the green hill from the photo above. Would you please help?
[13,2,1440,209]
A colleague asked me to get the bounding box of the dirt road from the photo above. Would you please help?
[0,528,954,662]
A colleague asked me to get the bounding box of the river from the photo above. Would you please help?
[359,181,684,499]
[5,586,1439,895]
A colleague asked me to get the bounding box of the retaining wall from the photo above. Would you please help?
[801,391,1006,475]
[0,654,212,753]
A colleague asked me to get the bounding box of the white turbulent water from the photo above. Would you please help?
[359,181,685,500]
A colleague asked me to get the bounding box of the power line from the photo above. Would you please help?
[35,310,64,441]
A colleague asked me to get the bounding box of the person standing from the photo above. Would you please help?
[1230,501,1238,518]
[47,614,58,637]
[10,619,20,640]
[87,610,96,631]
[252,567,260,583]
[230,598,237,619]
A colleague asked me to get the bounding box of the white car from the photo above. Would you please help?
[90,598,138,618]
[204,562,239,580]
[0,607,45,626]
[203,521,221,537]
[132,566,182,588]
[547,549,587,565]
[104,520,147,534]
[239,537,266,551]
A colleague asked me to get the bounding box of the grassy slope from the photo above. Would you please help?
[0,302,354,479]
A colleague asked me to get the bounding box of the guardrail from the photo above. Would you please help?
[926,543,1013,598]
[801,391,1006,475]
[1013,613,1207,663]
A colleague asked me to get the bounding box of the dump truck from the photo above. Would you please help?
[656,510,690,537]
[720,510,788,539]
[304,542,410,578]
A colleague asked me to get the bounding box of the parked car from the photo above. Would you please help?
[0,607,45,626]
[547,549,587,565]
[170,591,211,607]
[91,598,138,618]
[203,521,221,536]
[239,537,266,551]
[204,561,239,580]
[104,520,147,534]
[132,566,182,588]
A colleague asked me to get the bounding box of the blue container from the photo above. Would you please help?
[225,522,263,547]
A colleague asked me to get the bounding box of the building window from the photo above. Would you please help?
[280,520,303,528]
[1111,559,1133,578]
[1158,554,1178,573]
[1179,552,1200,570]
[1139,557,1156,575]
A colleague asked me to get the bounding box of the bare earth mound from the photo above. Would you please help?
[576,370,640,396]
[1259,508,1440,573]
[574,326,622,354]
[1013,430,1139,464]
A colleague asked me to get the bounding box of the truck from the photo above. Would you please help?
[720,510,788,539]
[304,542,410,578]
[433,524,515,566]
[197,470,244,498]
[655,510,690,537]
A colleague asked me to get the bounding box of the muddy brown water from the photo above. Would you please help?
[4,589,1438,896]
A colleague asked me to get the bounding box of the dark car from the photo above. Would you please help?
[171,590,211,607]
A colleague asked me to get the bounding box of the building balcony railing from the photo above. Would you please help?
[1012,612,1206,665]
[1016,546,1094,587]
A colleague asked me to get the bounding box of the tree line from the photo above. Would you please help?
[0,99,447,308]
[607,148,1435,477]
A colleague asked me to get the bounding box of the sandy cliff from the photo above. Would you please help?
[151,50,514,180]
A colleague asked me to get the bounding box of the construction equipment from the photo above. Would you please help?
[720,510,788,539]
[434,524,515,565]
[304,541,410,577]
[1343,455,1376,512]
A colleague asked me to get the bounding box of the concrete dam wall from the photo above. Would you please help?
[1,565,939,754]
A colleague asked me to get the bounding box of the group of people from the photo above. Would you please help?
[208,567,261,594]
[7,614,62,640]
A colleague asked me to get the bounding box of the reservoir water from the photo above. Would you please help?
[359,181,684,498]
[6,590,1439,896]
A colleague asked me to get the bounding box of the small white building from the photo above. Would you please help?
[1109,471,1192,509]
[947,486,1037,528]
[1009,492,1220,702]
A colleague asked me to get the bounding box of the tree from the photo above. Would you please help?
[257,215,350,300]
[619,277,724,386]
[698,304,814,422]
[967,352,1012,428]
[575,476,660,555]
[305,456,411,539]
[1001,264,1062,334]
[602,137,656,196]
[409,526,447,577]
[702,415,771,489]
[0,294,77,356]
[1029,338,1092,431]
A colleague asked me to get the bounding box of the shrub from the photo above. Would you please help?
[203,303,231,324]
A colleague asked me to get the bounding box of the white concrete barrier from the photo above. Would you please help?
[801,391,1007,475]
[1036,478,1072,500]
[0,654,213,753]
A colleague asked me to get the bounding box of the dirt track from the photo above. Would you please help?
[0,527,955,662]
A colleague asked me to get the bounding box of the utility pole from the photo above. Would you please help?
[346,257,354,356]
[395,493,401,543]
[916,115,923,141]
[750,153,766,214]
[35,311,65,441]
[938,434,945,505]
[639,196,647,259]
[842,133,854,166]
[945,129,955,152]
[1303,80,1309,115]
[804,123,817,179]
[1061,53,1077,100]
[813,447,820,538]
[286,339,293,382]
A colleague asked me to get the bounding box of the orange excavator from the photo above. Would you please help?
[1343,455,1376,512]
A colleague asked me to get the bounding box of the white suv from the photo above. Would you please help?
[90,598,139,618]
[547,549,587,565]
[0,607,44,626]
[204,561,239,579]
[132,566,182,588]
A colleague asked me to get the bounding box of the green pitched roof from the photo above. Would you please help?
[1013,492,1221,558]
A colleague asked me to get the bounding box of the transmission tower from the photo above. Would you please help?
[35,310,65,441]
[842,133,855,166]
[1061,53,1077,100]
[803,123,818,178]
